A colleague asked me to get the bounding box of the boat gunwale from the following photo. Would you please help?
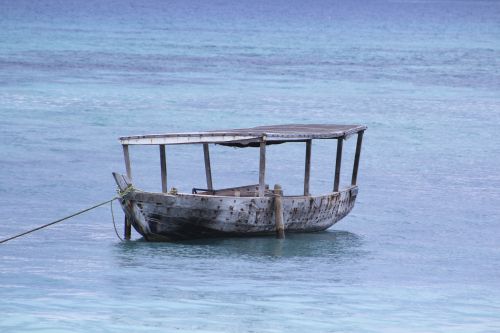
[127,185,357,200]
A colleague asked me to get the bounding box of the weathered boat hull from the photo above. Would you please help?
[113,174,358,241]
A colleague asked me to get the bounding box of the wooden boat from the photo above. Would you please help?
[113,124,366,241]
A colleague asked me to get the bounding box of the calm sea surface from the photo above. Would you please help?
[1,0,500,332]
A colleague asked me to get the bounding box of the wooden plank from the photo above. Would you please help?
[274,184,285,239]
[121,134,259,146]
[203,143,213,191]
[124,217,131,240]
[112,172,131,191]
[351,131,364,186]
[160,145,167,193]
[304,139,312,196]
[258,138,266,197]
[119,124,367,146]
[333,138,343,192]
[122,144,132,181]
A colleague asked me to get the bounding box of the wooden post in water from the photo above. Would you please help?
[258,137,267,197]
[122,144,132,181]
[304,139,312,196]
[351,131,364,186]
[203,143,213,191]
[124,217,131,240]
[123,144,132,240]
[160,145,167,193]
[333,137,343,192]
[274,184,285,239]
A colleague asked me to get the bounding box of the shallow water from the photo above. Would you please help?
[1,0,500,332]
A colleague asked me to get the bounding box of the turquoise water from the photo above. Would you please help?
[1,0,500,331]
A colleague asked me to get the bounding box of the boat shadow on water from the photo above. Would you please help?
[112,230,365,262]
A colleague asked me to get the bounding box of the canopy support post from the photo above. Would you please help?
[160,145,167,193]
[304,139,312,196]
[259,137,267,197]
[351,131,364,186]
[274,184,285,239]
[203,143,213,191]
[122,144,132,181]
[333,138,343,192]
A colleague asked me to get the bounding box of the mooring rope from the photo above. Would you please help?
[110,199,124,242]
[0,185,135,244]
[0,197,118,244]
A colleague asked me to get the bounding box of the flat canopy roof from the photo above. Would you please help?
[119,124,367,147]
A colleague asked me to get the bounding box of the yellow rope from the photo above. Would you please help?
[116,184,135,198]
